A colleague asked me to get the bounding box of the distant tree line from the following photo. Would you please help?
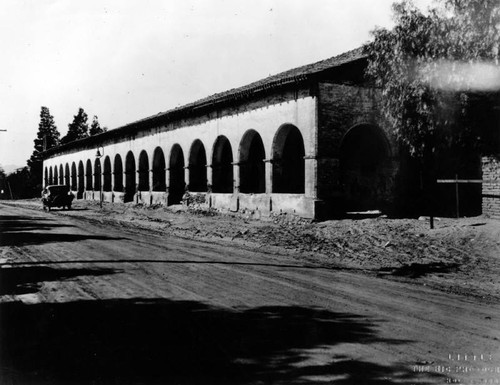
[1,106,107,199]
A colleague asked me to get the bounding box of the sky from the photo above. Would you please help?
[0,0,434,170]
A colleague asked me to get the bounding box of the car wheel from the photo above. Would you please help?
[67,204,72,210]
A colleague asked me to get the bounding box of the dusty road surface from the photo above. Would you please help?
[0,202,499,384]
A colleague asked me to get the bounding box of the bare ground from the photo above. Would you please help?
[1,200,500,384]
[5,198,500,302]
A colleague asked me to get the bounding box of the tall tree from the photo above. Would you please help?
[364,0,499,215]
[365,0,500,158]
[60,107,89,145]
[89,115,106,136]
[27,106,61,192]
[28,106,60,166]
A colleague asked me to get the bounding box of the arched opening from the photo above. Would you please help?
[138,150,149,191]
[86,160,93,190]
[272,124,305,193]
[94,158,101,191]
[49,167,53,185]
[152,147,166,191]
[188,140,207,192]
[54,167,58,186]
[114,155,123,192]
[44,167,48,186]
[103,156,112,192]
[339,124,391,211]
[78,161,84,198]
[59,165,64,185]
[239,130,265,193]
[211,136,233,193]
[125,151,136,202]
[168,144,185,205]
[65,164,70,186]
[71,163,77,190]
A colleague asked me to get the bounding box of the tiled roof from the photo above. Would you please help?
[43,47,366,156]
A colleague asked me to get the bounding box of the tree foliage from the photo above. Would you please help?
[27,106,60,168]
[61,107,89,145]
[365,0,500,158]
[26,106,60,193]
[89,115,106,136]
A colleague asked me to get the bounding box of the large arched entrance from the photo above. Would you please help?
[168,144,185,205]
[44,167,48,186]
[86,160,93,190]
[94,158,101,191]
[239,130,265,193]
[78,161,84,198]
[138,151,149,191]
[71,163,77,190]
[113,155,123,192]
[59,165,64,185]
[188,140,207,192]
[152,147,166,191]
[339,124,392,211]
[49,167,53,185]
[103,156,112,192]
[125,152,136,202]
[65,164,70,186]
[211,136,233,193]
[272,124,305,193]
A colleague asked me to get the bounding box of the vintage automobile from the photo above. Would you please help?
[41,185,74,211]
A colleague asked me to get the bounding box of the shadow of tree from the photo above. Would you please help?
[0,214,125,247]
[0,298,445,384]
[378,262,460,278]
[0,266,118,295]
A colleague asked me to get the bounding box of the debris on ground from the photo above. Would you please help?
[4,199,500,302]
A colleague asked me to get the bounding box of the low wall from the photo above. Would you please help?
[75,189,318,218]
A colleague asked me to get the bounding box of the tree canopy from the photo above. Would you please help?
[365,0,500,158]
[60,107,89,145]
[28,106,60,167]
[89,115,106,136]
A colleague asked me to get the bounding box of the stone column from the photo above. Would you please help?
[148,168,153,192]
[304,155,318,199]
[206,163,212,193]
[263,159,273,194]
[184,166,190,192]
[232,162,240,193]
[165,167,170,192]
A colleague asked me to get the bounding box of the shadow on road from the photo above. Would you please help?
[0,266,118,296]
[378,262,460,278]
[0,298,445,384]
[0,214,126,247]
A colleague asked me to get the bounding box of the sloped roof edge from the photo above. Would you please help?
[42,46,366,158]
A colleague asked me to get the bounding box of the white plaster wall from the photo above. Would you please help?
[43,96,319,216]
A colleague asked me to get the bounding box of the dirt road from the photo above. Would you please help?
[0,202,499,384]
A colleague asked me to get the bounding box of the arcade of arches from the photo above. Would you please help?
[42,71,402,220]
[43,121,396,219]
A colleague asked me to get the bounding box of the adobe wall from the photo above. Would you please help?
[316,82,399,215]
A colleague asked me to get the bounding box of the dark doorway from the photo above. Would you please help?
[152,147,166,191]
[339,124,391,211]
[168,144,185,205]
[188,140,207,192]
[212,136,233,193]
[125,152,136,203]
[272,125,305,193]
[239,130,266,193]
